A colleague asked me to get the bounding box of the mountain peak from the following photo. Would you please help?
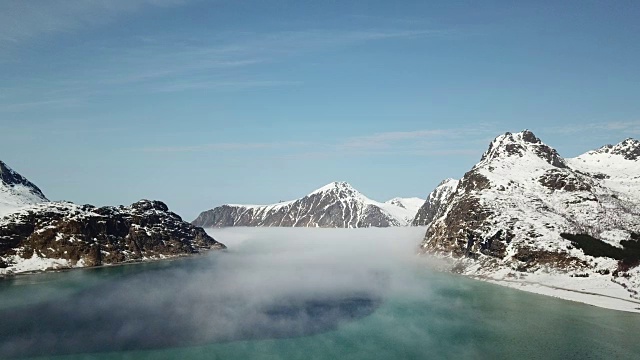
[0,160,48,216]
[480,130,567,168]
[591,138,640,160]
[309,181,360,197]
[0,161,45,197]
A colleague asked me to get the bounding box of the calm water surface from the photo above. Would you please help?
[1,228,639,359]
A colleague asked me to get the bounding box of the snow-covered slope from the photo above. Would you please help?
[193,182,424,228]
[419,130,640,305]
[566,138,640,202]
[0,160,48,217]
[385,197,425,223]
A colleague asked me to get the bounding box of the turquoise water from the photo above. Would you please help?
[2,228,640,359]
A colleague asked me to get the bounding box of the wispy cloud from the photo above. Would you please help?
[340,126,497,151]
[100,58,267,86]
[0,0,190,47]
[2,25,446,102]
[142,141,309,153]
[544,121,640,135]
[1,7,451,112]
[89,28,445,90]
[341,130,452,149]
[0,97,83,112]
[141,126,493,159]
[153,79,302,93]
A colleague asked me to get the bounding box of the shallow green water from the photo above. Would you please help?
[2,228,640,359]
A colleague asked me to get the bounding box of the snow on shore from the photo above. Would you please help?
[478,272,640,313]
[456,260,640,313]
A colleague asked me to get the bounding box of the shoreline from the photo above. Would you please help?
[0,247,225,280]
[424,252,640,314]
[469,272,640,314]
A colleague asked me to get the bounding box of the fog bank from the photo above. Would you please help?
[0,227,433,358]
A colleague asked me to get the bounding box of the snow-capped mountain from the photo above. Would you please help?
[0,160,48,217]
[0,160,225,275]
[192,181,424,228]
[419,130,640,300]
[384,197,425,223]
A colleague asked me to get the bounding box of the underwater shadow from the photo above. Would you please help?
[0,261,382,358]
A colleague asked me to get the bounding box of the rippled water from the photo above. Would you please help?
[1,228,639,359]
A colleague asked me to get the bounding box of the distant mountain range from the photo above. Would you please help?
[0,161,225,275]
[3,129,640,301]
[192,181,424,228]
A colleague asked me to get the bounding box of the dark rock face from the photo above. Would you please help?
[193,182,409,228]
[412,179,458,226]
[0,200,225,272]
[512,248,584,272]
[538,169,592,192]
[421,184,492,257]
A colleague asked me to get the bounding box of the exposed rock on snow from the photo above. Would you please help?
[418,130,640,306]
[193,181,424,228]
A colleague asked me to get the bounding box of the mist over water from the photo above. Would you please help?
[0,227,428,358]
[2,227,640,359]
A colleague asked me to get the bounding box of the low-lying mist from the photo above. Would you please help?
[0,227,434,358]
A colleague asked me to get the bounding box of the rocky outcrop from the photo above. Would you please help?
[412,178,458,226]
[193,182,423,228]
[591,138,640,161]
[0,159,225,275]
[419,130,640,298]
[0,199,225,274]
[480,130,568,168]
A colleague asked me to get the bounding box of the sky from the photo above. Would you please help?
[1,0,639,220]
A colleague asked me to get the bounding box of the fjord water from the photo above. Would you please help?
[1,228,640,359]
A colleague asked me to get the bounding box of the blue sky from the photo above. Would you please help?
[1,0,639,220]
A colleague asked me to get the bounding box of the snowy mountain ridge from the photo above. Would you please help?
[418,130,640,305]
[193,181,424,228]
[587,138,640,160]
